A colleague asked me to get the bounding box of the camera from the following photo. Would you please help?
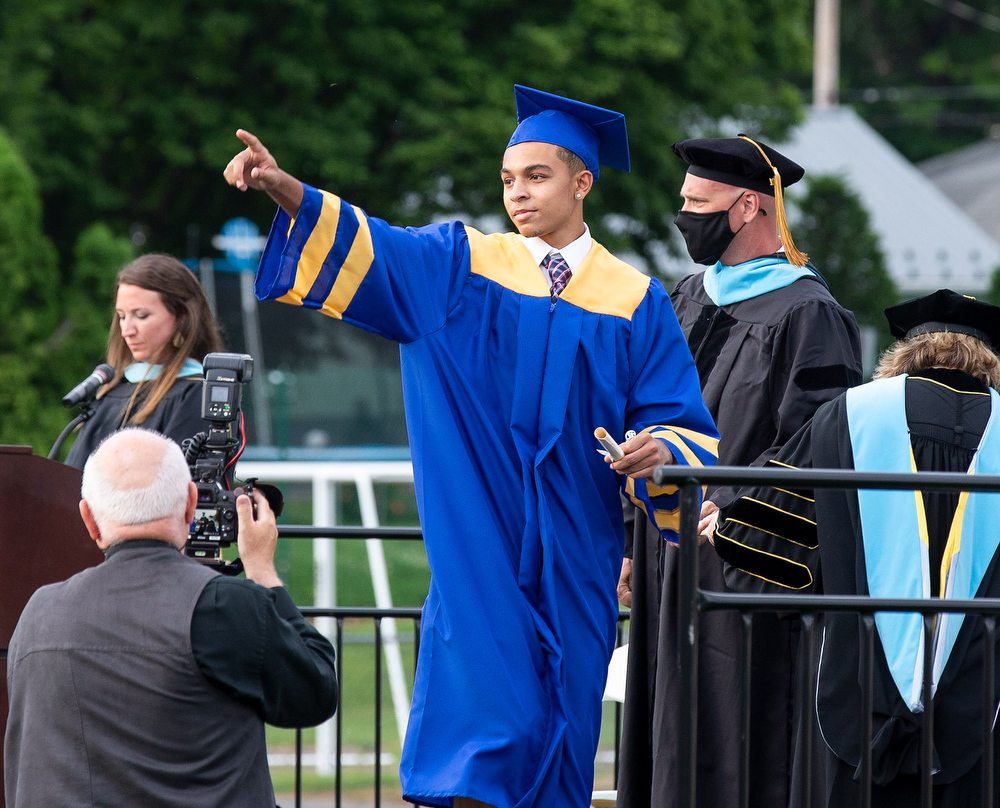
[183,352,253,572]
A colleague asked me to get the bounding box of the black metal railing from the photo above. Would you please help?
[276,525,628,807]
[651,465,1000,808]
[278,524,423,808]
[291,605,422,808]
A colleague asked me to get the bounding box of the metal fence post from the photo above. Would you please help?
[860,614,875,808]
[678,480,701,808]
[920,615,935,808]
[984,617,996,806]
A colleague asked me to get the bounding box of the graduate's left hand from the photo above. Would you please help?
[608,432,674,480]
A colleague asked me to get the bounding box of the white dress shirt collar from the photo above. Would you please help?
[521,224,593,273]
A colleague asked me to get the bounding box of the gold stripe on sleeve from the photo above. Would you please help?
[657,426,720,458]
[715,527,815,590]
[277,190,342,307]
[654,507,680,533]
[654,429,700,469]
[646,481,680,498]
[764,460,816,501]
[320,205,376,319]
[774,487,815,503]
[725,519,816,550]
[741,497,816,526]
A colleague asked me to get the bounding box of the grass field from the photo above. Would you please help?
[263,479,626,802]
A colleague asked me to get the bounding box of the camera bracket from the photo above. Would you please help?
[183,353,254,574]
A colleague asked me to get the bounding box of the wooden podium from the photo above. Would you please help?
[0,447,103,806]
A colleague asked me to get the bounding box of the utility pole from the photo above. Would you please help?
[814,0,840,108]
[212,218,273,446]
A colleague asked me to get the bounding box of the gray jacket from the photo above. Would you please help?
[4,542,275,807]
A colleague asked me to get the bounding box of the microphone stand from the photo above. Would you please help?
[48,402,97,460]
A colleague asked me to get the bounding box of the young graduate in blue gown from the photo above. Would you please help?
[224,86,718,808]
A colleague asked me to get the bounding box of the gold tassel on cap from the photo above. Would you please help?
[738,134,809,268]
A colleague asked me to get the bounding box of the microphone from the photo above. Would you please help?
[62,363,115,408]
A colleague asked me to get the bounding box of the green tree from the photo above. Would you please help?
[0,0,813,270]
[839,0,1000,162]
[795,174,898,339]
[0,0,818,448]
[0,126,64,449]
[984,264,1000,306]
[0,127,132,452]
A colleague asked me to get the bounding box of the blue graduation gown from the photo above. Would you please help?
[255,185,718,808]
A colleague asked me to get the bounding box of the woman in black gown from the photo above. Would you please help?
[65,254,223,469]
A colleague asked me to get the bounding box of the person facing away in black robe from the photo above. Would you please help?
[617,136,861,808]
[714,289,1000,808]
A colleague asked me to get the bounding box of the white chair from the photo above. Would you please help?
[592,642,628,808]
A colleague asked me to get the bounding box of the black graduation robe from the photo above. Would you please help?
[65,378,208,469]
[618,272,862,808]
[715,368,1000,808]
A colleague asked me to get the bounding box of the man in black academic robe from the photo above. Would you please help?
[617,137,861,808]
[715,289,1000,808]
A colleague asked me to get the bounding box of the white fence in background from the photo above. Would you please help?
[235,459,415,776]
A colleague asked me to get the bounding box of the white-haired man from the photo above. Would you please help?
[4,429,338,808]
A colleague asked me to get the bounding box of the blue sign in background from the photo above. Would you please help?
[210,217,267,272]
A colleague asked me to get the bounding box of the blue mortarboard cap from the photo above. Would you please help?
[507,85,630,182]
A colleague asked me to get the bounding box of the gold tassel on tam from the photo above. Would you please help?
[738,134,809,268]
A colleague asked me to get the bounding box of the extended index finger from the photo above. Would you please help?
[236,128,264,152]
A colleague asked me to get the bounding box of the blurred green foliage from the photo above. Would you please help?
[0,0,820,449]
[840,0,1000,161]
[795,173,898,338]
[0,0,812,269]
[0,127,132,451]
[984,264,1000,307]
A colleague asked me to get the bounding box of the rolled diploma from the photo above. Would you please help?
[594,427,625,461]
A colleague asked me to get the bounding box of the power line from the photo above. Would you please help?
[920,0,1000,32]
[842,85,1000,102]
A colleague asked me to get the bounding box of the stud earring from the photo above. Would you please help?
[172,332,184,348]
[576,193,582,199]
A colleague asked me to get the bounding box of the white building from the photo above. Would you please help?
[779,106,1000,294]
[920,137,1000,251]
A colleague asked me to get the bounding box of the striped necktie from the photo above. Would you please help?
[542,251,572,310]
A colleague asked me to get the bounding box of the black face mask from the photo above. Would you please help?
[673,193,747,266]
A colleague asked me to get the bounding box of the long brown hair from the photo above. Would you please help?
[104,254,224,424]
[873,331,1000,388]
